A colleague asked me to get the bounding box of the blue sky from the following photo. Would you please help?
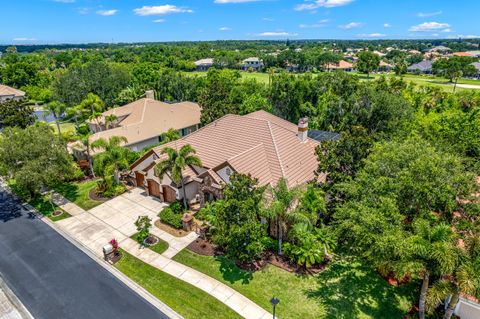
[1,0,479,44]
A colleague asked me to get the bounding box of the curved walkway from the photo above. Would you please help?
[51,189,272,319]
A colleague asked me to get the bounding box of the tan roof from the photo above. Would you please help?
[452,52,474,57]
[326,60,353,69]
[0,84,25,97]
[150,110,320,188]
[379,61,393,67]
[89,98,201,148]
[194,58,214,66]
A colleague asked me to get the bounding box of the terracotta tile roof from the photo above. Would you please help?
[89,98,201,148]
[326,60,354,69]
[152,110,320,188]
[453,52,474,57]
[0,84,25,97]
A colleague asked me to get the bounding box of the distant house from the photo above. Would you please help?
[408,49,422,55]
[129,111,331,204]
[407,60,433,74]
[378,61,394,72]
[240,57,264,72]
[325,60,354,72]
[194,58,214,71]
[81,91,201,154]
[429,45,451,53]
[0,84,25,103]
[466,51,480,57]
[472,62,480,78]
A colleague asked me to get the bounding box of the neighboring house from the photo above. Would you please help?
[130,111,330,205]
[80,91,201,155]
[466,51,480,57]
[0,84,25,103]
[452,297,480,319]
[325,60,354,72]
[194,58,214,71]
[407,60,433,74]
[472,62,480,78]
[240,57,264,71]
[378,61,394,72]
[429,45,451,53]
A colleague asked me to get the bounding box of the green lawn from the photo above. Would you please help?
[53,180,103,210]
[130,233,169,255]
[184,71,270,84]
[49,122,77,135]
[115,249,241,319]
[173,250,419,319]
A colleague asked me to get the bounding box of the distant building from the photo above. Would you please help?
[0,84,25,103]
[194,58,214,71]
[452,52,474,57]
[378,61,394,72]
[240,57,264,72]
[472,62,480,78]
[325,60,354,72]
[407,60,433,74]
[429,45,451,53]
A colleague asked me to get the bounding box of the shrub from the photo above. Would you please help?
[170,201,183,214]
[261,236,277,252]
[160,207,183,229]
[135,216,152,244]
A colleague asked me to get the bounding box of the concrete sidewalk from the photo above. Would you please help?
[50,189,272,319]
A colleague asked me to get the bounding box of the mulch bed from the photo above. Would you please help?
[88,188,110,202]
[186,237,218,256]
[144,235,159,246]
[154,220,190,237]
[51,210,64,217]
[107,251,123,264]
[380,271,411,286]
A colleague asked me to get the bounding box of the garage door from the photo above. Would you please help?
[147,179,161,198]
[135,171,145,187]
[162,185,177,203]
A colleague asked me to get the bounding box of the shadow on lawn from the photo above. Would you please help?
[216,256,253,285]
[306,259,418,319]
[54,182,81,202]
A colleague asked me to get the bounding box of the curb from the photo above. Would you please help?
[0,274,34,319]
[1,182,183,319]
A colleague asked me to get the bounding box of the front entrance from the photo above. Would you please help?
[135,171,145,188]
[162,185,177,203]
[147,179,161,199]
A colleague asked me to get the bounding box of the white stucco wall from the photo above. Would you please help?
[128,137,160,152]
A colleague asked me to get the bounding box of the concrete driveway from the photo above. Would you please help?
[88,188,167,237]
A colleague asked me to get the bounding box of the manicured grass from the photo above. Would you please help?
[53,180,103,210]
[114,249,241,319]
[27,195,71,222]
[173,250,419,319]
[49,122,77,135]
[184,71,270,84]
[130,233,169,255]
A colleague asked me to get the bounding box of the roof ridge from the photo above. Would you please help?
[267,121,286,180]
[226,143,264,162]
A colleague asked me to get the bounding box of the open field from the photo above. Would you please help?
[173,250,419,319]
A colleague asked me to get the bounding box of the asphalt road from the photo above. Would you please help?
[0,186,170,319]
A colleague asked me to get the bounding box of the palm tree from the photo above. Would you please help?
[427,234,480,319]
[105,114,118,130]
[79,133,95,178]
[160,128,181,144]
[154,144,202,209]
[262,178,308,255]
[405,220,459,319]
[91,136,129,184]
[45,101,66,136]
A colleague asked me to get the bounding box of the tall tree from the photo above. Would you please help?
[356,51,380,78]
[91,136,129,184]
[0,99,35,129]
[154,144,202,208]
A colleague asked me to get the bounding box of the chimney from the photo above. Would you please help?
[297,117,308,142]
[145,90,155,100]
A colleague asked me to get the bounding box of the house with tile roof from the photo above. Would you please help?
[129,111,324,205]
[240,57,264,72]
[325,60,354,72]
[77,91,201,155]
[0,84,25,103]
[194,58,215,71]
[407,60,433,74]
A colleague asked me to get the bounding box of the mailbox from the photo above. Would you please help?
[103,243,113,260]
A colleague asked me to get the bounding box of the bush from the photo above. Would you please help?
[159,207,183,229]
[103,184,126,198]
[261,236,277,252]
[135,216,152,244]
[170,201,183,214]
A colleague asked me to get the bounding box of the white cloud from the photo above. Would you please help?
[357,33,386,38]
[256,32,298,37]
[299,19,330,28]
[13,37,37,41]
[417,11,442,17]
[262,17,275,22]
[219,27,231,31]
[215,0,263,3]
[383,23,391,28]
[78,7,89,15]
[53,0,75,3]
[96,9,117,16]
[134,5,193,16]
[339,22,363,29]
[409,22,450,32]
[154,19,166,23]
[295,0,354,11]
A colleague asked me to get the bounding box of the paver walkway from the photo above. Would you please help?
[51,188,271,319]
